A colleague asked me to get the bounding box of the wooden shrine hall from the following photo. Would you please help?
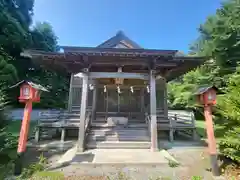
[23,31,205,151]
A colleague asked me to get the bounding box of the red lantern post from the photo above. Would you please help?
[195,86,220,176]
[10,81,48,175]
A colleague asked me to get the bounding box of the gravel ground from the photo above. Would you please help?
[24,147,231,180]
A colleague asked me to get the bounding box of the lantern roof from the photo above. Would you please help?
[10,80,49,92]
[194,85,218,95]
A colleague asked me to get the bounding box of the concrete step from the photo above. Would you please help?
[91,123,147,128]
[62,118,80,122]
[88,129,149,134]
[86,141,151,149]
[87,135,150,141]
[90,127,148,131]
[89,132,149,137]
[89,130,149,136]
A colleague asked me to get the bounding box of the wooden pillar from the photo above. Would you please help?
[61,128,66,143]
[141,88,145,113]
[34,127,40,142]
[78,72,89,152]
[150,70,158,151]
[68,74,74,112]
[91,80,98,123]
[163,78,168,117]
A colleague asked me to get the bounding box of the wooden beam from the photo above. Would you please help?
[89,72,149,80]
[78,73,89,152]
[150,70,158,151]
[90,61,149,66]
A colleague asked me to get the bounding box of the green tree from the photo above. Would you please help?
[168,0,240,162]
[27,22,69,108]
[169,0,240,109]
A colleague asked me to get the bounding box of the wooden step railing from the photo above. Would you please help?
[145,109,196,141]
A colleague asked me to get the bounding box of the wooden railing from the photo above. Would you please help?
[167,111,195,128]
[145,109,196,129]
[145,112,151,136]
[38,110,63,127]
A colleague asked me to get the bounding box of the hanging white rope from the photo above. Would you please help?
[117,85,121,94]
[147,85,150,93]
[130,86,134,93]
[89,84,94,90]
[104,85,107,92]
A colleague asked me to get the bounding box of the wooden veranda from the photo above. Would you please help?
[23,31,205,151]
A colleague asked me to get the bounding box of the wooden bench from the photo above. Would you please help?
[35,109,91,142]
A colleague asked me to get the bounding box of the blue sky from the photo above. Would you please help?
[33,0,221,52]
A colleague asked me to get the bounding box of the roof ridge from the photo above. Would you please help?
[97,31,142,49]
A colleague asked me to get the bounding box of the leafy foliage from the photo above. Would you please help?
[0,49,18,84]
[217,68,240,163]
[0,0,69,108]
[0,0,69,177]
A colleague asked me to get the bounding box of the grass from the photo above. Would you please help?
[6,120,37,137]
[31,171,65,180]
[195,120,225,142]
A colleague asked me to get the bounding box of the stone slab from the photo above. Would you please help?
[71,149,176,165]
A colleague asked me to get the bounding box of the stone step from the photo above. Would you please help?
[86,141,151,149]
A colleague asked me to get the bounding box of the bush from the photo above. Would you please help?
[0,129,18,164]
[0,85,18,180]
[218,127,240,163]
[17,153,47,179]
[217,68,240,163]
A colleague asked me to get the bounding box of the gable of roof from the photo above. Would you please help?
[97,31,142,49]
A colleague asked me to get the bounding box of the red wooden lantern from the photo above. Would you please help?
[195,86,218,106]
[11,80,48,103]
[10,80,48,175]
[195,85,220,176]
[19,84,39,102]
